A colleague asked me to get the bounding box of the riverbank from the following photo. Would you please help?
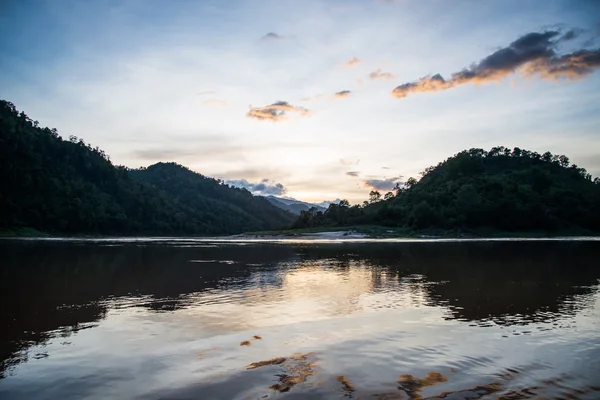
[1,225,597,240]
[0,227,51,238]
[242,225,598,239]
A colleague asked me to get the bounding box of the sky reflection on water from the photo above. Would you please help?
[0,239,599,399]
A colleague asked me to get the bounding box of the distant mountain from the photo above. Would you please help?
[314,199,341,208]
[264,195,326,215]
[0,99,294,235]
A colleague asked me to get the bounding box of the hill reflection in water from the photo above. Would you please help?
[1,239,599,390]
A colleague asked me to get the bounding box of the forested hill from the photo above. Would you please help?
[129,163,295,232]
[0,99,294,235]
[295,147,600,234]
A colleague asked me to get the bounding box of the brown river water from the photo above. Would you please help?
[0,238,599,399]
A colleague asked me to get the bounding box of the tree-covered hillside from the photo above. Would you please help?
[295,147,600,234]
[0,100,294,235]
[129,163,295,233]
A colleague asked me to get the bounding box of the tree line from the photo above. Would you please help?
[294,147,600,233]
[0,100,294,235]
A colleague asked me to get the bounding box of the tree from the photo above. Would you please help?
[559,155,570,167]
[456,184,480,208]
[405,177,418,189]
[542,151,553,162]
[411,201,438,228]
[369,190,381,203]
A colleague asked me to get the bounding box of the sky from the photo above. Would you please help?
[1,0,600,203]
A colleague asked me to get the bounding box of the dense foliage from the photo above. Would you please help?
[0,100,294,235]
[295,147,600,233]
[129,163,295,232]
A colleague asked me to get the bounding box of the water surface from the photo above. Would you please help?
[1,239,599,399]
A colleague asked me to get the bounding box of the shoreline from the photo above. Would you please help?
[2,230,600,243]
[2,225,599,241]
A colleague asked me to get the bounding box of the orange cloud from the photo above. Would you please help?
[369,69,395,80]
[522,49,600,80]
[345,57,362,67]
[334,90,352,99]
[392,30,600,99]
[392,74,454,98]
[247,101,310,122]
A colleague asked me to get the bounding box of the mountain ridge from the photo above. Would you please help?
[263,195,327,214]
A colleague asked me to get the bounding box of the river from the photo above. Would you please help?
[1,238,599,399]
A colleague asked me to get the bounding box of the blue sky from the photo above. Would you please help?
[1,0,599,202]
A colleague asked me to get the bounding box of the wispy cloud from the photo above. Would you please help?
[298,93,325,102]
[363,176,403,191]
[369,69,395,80]
[261,32,284,41]
[247,101,310,121]
[559,28,583,42]
[345,171,359,177]
[132,144,247,162]
[392,30,600,98]
[334,90,352,99]
[226,178,287,195]
[345,57,362,67]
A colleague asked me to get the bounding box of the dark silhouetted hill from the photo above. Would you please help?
[0,99,294,235]
[294,147,600,234]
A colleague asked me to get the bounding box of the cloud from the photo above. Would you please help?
[132,143,247,162]
[363,176,404,191]
[334,90,352,99]
[220,167,289,180]
[523,49,600,80]
[346,171,359,177]
[560,29,582,42]
[392,30,600,99]
[226,178,287,196]
[261,32,284,41]
[345,57,362,67]
[369,69,395,80]
[196,90,217,95]
[339,158,360,165]
[298,93,326,102]
[247,101,310,121]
